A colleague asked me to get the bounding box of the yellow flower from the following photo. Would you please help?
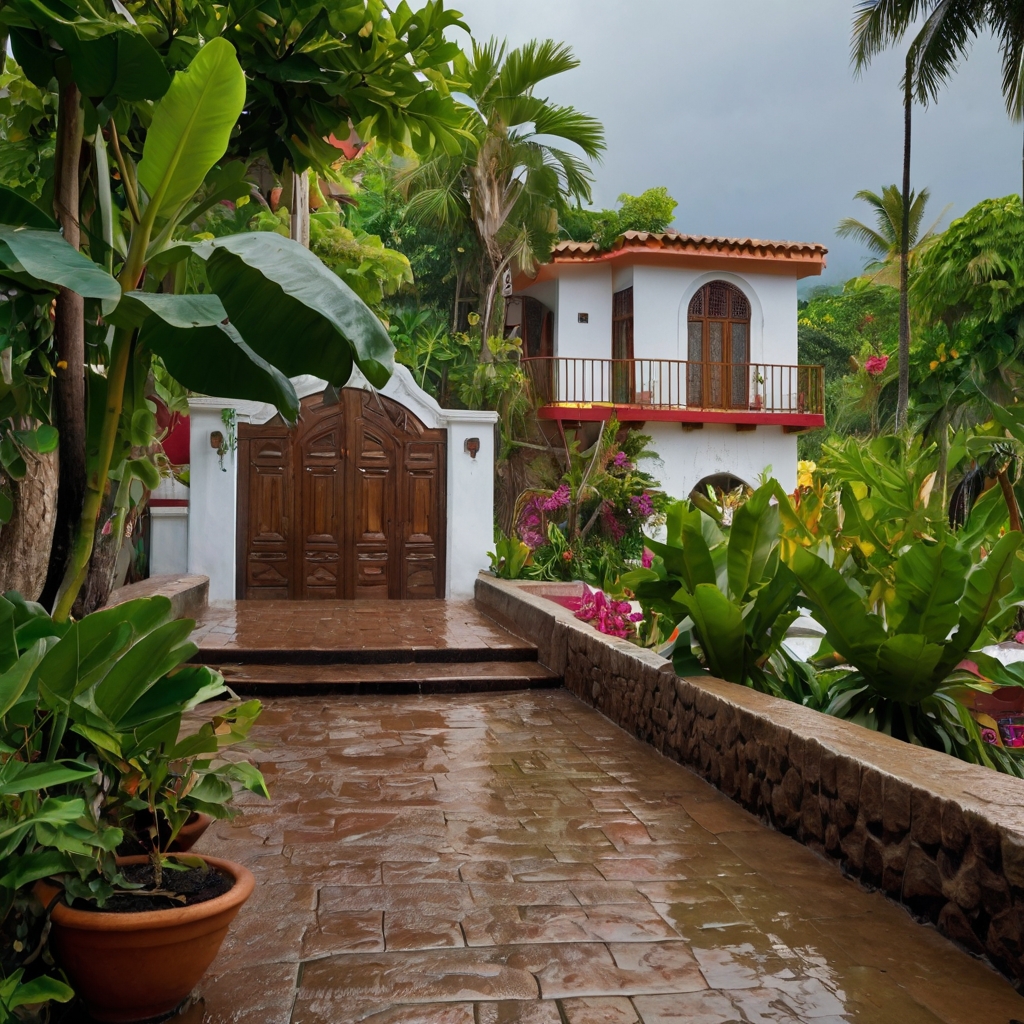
[950,349,959,359]
[797,460,816,488]
[929,360,939,371]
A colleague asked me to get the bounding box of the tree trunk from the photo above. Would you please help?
[70,490,119,618]
[0,446,59,600]
[41,83,86,612]
[290,169,310,248]
[896,63,912,432]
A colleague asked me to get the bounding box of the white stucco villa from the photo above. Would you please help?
[507,230,828,499]
[149,228,826,603]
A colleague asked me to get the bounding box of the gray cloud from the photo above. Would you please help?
[452,0,1021,288]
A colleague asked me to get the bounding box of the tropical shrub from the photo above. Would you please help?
[514,422,665,589]
[625,483,810,701]
[789,532,1024,775]
[1,593,267,1009]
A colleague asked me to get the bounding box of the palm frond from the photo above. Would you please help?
[531,104,606,158]
[837,216,894,257]
[851,0,924,69]
[988,0,1024,119]
[497,39,579,97]
[909,0,984,103]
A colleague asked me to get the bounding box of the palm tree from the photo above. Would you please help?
[851,0,985,430]
[403,38,605,352]
[837,184,948,285]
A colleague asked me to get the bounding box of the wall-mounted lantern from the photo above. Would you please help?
[209,430,224,450]
[464,437,480,459]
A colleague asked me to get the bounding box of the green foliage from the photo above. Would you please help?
[913,195,1024,324]
[404,36,605,340]
[517,423,665,589]
[489,533,531,579]
[789,532,1024,774]
[560,186,678,249]
[616,187,678,234]
[0,57,56,206]
[626,483,804,697]
[1,593,267,1004]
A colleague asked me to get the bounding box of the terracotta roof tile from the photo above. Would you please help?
[552,229,827,261]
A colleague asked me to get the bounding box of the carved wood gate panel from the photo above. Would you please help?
[237,389,446,599]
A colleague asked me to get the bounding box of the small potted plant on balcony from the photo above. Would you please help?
[750,370,765,411]
[0,592,266,1023]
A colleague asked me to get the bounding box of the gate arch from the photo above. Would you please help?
[237,388,447,599]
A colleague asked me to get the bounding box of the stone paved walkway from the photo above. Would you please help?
[183,691,1024,1024]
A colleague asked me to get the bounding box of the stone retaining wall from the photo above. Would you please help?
[105,573,209,621]
[476,574,1024,985]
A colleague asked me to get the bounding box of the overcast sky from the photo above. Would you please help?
[452,0,1021,290]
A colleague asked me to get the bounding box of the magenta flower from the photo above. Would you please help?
[630,492,654,518]
[613,451,632,469]
[601,502,626,542]
[864,354,889,377]
[1014,630,1024,645]
[542,484,571,512]
[574,586,642,639]
[641,548,654,569]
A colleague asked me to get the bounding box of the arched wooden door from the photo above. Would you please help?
[237,389,447,599]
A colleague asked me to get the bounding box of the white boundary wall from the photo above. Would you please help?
[179,366,497,601]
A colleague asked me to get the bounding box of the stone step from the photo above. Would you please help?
[211,660,562,696]
[195,643,540,667]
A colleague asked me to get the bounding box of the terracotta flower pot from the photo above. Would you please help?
[168,812,213,853]
[35,855,254,1024]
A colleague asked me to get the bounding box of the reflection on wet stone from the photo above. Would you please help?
[188,690,1024,1023]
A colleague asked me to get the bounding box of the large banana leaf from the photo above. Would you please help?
[937,530,1024,676]
[0,226,121,301]
[890,539,969,643]
[676,584,746,684]
[875,634,946,703]
[0,185,56,229]
[788,546,887,673]
[199,232,395,388]
[108,290,299,421]
[137,38,246,221]
[727,485,780,602]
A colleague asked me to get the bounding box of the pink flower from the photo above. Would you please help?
[641,548,654,569]
[864,354,889,377]
[630,492,654,518]
[1014,631,1024,645]
[542,484,571,512]
[613,451,632,469]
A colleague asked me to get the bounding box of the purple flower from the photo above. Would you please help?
[641,548,654,569]
[516,496,547,549]
[613,451,632,469]
[630,492,654,519]
[542,484,571,512]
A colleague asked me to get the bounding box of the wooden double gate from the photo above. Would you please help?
[236,389,446,600]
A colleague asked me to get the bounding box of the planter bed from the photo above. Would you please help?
[476,573,1024,984]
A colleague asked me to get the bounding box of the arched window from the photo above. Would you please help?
[686,281,751,409]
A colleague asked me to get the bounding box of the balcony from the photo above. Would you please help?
[522,357,825,430]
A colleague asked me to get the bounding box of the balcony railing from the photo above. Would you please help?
[522,357,824,418]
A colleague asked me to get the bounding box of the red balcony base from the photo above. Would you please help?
[536,404,825,431]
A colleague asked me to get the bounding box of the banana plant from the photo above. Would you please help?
[789,530,1024,773]
[0,38,395,620]
[625,482,803,693]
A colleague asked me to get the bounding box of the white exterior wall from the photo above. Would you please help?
[550,264,613,359]
[148,476,190,575]
[630,265,797,365]
[647,422,798,502]
[186,367,497,602]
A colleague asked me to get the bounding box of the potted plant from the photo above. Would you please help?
[1,592,267,1023]
[750,370,765,411]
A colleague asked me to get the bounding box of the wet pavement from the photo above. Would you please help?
[191,601,534,661]
[185,691,1024,1024]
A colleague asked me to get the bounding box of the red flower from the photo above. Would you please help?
[864,355,889,377]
